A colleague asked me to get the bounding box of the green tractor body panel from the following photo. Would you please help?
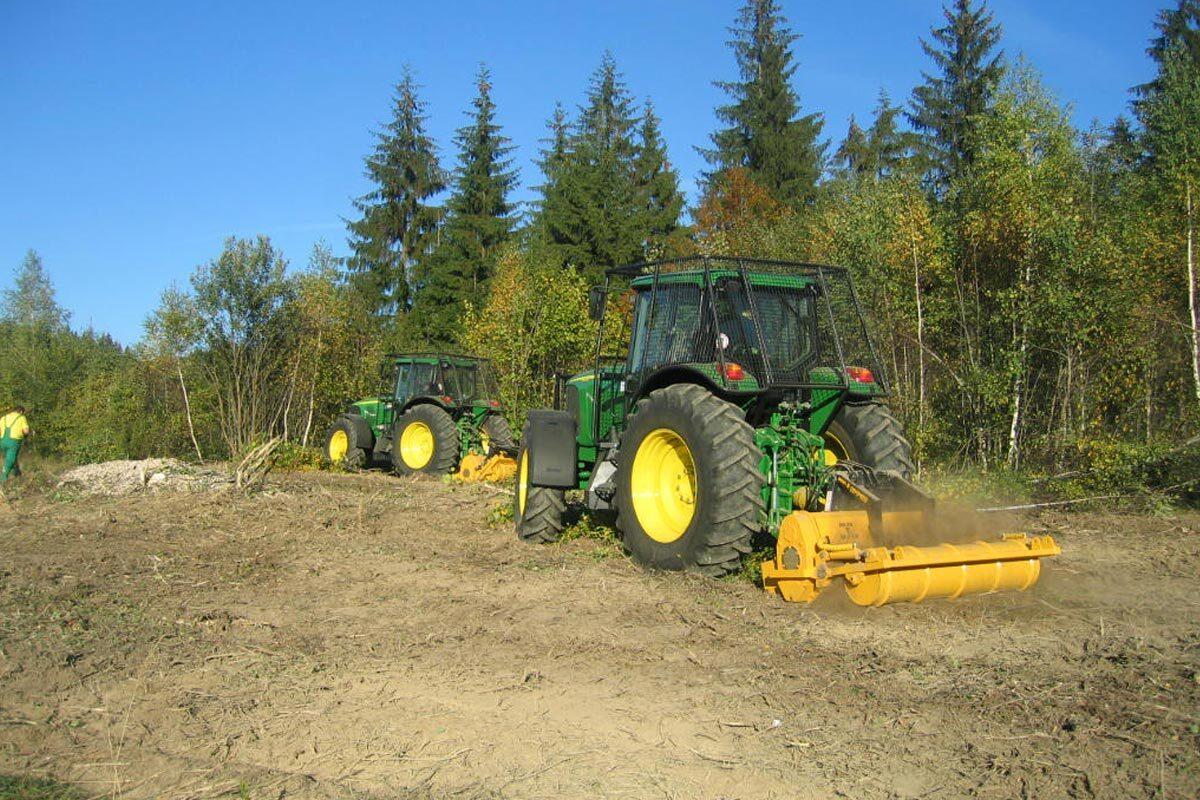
[351,398,396,442]
[553,257,894,533]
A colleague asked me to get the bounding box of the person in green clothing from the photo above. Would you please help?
[0,405,30,482]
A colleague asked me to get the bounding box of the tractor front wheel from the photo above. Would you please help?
[823,401,914,478]
[392,405,458,475]
[614,384,763,577]
[514,445,566,542]
[326,416,368,469]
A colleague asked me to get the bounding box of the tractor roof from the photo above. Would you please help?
[610,256,842,289]
[385,352,489,367]
[629,269,816,290]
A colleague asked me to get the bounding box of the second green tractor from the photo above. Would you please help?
[326,353,516,479]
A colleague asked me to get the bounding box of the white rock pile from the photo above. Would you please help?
[57,458,233,496]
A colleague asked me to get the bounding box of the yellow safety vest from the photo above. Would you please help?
[0,412,29,440]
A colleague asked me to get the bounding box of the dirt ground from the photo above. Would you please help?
[1,470,1197,799]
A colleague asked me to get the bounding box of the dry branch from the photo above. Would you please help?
[234,438,282,491]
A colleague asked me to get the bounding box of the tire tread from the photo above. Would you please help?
[615,384,763,578]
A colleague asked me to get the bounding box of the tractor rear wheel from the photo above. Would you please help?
[480,414,515,455]
[326,416,368,469]
[392,405,458,475]
[514,445,566,542]
[614,384,763,577]
[823,401,914,477]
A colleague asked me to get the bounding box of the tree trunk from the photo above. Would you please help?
[301,329,323,448]
[1007,258,1033,471]
[302,376,317,448]
[1188,180,1200,404]
[911,234,926,437]
[178,364,203,463]
[1146,365,1154,445]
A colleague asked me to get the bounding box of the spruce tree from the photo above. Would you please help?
[834,116,872,179]
[702,0,826,206]
[836,95,913,182]
[1149,1,1200,73]
[866,90,912,179]
[531,104,572,243]
[535,105,570,202]
[346,68,446,318]
[632,101,684,254]
[1135,2,1200,109]
[410,66,518,343]
[538,53,645,279]
[908,0,1004,190]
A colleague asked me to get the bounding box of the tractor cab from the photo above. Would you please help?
[391,353,501,410]
[590,259,886,448]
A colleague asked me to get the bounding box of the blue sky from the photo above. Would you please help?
[1,0,1164,344]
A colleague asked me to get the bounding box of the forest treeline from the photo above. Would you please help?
[5,0,1200,489]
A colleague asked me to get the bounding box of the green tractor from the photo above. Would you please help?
[514,257,1059,607]
[326,353,517,479]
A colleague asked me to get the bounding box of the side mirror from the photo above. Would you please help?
[588,287,607,322]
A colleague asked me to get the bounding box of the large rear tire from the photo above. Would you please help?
[514,445,566,543]
[614,384,763,577]
[326,416,368,469]
[823,401,914,477]
[392,405,458,475]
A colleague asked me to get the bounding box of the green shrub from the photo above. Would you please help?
[272,440,325,472]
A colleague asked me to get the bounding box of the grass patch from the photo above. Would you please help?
[0,775,86,800]
[559,509,624,560]
[485,498,513,527]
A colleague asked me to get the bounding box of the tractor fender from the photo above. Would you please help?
[523,410,577,488]
[399,395,455,415]
[633,365,757,405]
[633,366,721,401]
[341,413,375,451]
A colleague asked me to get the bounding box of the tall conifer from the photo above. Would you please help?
[866,91,912,179]
[633,101,684,254]
[835,116,872,179]
[410,66,518,343]
[346,69,446,318]
[538,53,645,279]
[908,0,1004,190]
[702,0,826,206]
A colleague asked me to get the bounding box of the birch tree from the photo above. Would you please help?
[1141,42,1200,404]
[958,65,1083,468]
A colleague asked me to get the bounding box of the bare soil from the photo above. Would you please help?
[1,471,1197,799]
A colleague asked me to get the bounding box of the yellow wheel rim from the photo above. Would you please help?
[517,451,529,515]
[480,429,491,455]
[400,421,435,469]
[630,428,697,543]
[328,429,349,462]
[824,429,851,462]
